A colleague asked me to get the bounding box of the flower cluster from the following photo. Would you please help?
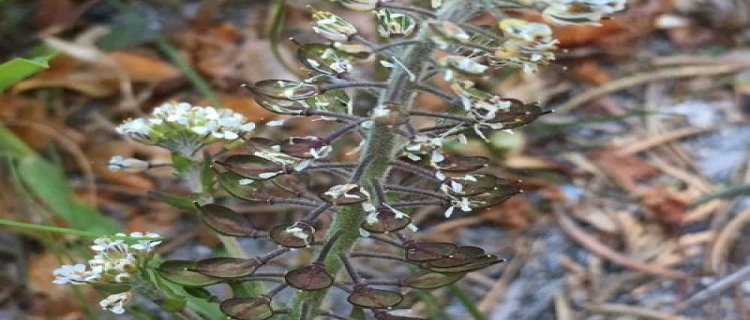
[53,232,161,314]
[116,102,256,156]
[492,18,558,73]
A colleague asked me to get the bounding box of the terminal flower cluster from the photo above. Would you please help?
[116,102,256,156]
[53,232,161,314]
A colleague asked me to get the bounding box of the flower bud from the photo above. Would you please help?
[108,156,150,173]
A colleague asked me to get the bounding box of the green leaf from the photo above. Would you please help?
[0,49,58,93]
[158,260,221,287]
[0,126,118,234]
[149,191,198,213]
[15,155,118,234]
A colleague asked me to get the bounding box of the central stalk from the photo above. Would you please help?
[285,2,463,318]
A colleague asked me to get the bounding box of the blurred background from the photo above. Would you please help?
[1,0,749,319]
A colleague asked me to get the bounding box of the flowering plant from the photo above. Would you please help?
[53,0,625,318]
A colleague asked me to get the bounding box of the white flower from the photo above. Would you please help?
[108,156,150,173]
[100,292,132,315]
[128,232,162,253]
[493,19,558,73]
[53,232,162,287]
[116,102,255,155]
[52,264,91,285]
[444,197,474,218]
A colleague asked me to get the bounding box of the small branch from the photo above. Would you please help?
[390,160,441,181]
[305,110,362,121]
[379,2,438,18]
[306,162,358,170]
[322,120,367,143]
[339,254,363,284]
[389,199,447,208]
[384,184,450,200]
[372,40,424,53]
[267,197,320,207]
[415,84,461,105]
[676,263,750,311]
[410,110,470,122]
[318,82,388,93]
[368,235,405,248]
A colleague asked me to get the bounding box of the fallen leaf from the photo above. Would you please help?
[639,186,690,234]
[573,60,611,85]
[590,150,660,192]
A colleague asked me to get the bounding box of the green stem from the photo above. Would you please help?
[284,1,470,316]
[448,284,487,320]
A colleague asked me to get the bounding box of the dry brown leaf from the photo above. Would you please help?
[0,96,48,148]
[639,186,691,234]
[480,196,533,229]
[13,51,180,97]
[27,252,92,318]
[573,60,612,85]
[176,23,296,89]
[555,20,625,48]
[590,150,660,192]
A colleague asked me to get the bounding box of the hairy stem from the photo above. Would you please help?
[285,2,467,317]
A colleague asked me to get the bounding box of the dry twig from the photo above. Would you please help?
[553,205,690,279]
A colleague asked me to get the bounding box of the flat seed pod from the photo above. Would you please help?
[157,260,220,287]
[401,271,464,289]
[216,170,266,202]
[270,223,315,248]
[348,286,403,309]
[423,246,486,268]
[279,137,331,159]
[392,291,420,309]
[285,264,334,291]
[433,156,488,173]
[190,257,260,278]
[297,43,354,76]
[197,203,261,237]
[220,296,273,320]
[375,312,427,320]
[442,174,511,197]
[215,154,286,180]
[405,242,456,262]
[487,100,548,129]
[249,79,318,100]
[253,95,309,115]
[422,254,504,273]
[361,207,412,233]
[468,184,522,208]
